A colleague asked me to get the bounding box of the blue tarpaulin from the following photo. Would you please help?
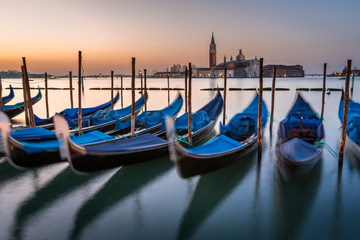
[10,127,56,140]
[22,130,114,154]
[84,133,167,153]
[220,93,268,140]
[186,135,243,154]
[34,92,122,125]
[339,97,360,145]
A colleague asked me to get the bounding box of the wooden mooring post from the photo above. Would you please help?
[321,63,327,119]
[22,57,35,127]
[121,76,124,108]
[0,76,3,111]
[351,72,355,94]
[269,66,276,133]
[223,68,227,125]
[188,63,192,145]
[339,60,352,165]
[77,51,82,135]
[111,70,114,109]
[131,58,136,137]
[257,58,264,158]
[21,66,29,125]
[69,71,74,109]
[140,71,143,95]
[144,69,147,111]
[45,72,49,118]
[167,74,170,105]
[185,67,188,112]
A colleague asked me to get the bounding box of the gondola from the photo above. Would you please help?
[166,92,268,178]
[0,94,183,168]
[9,93,145,140]
[50,92,145,134]
[275,92,324,180]
[103,92,183,136]
[2,85,14,104]
[338,93,360,158]
[35,91,121,128]
[2,89,42,119]
[54,91,223,173]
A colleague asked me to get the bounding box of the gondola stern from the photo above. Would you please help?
[165,117,183,163]
[0,112,23,169]
[54,114,87,174]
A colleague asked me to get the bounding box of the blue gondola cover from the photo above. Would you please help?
[339,97,360,144]
[22,130,114,154]
[84,133,167,153]
[10,127,56,140]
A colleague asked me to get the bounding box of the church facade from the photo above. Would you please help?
[197,32,260,78]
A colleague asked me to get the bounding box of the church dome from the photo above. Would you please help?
[236,49,245,61]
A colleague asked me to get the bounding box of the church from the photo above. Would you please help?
[197,32,260,78]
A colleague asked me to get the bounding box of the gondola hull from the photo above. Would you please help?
[3,90,42,119]
[2,86,14,105]
[172,136,258,178]
[68,120,216,172]
[3,95,183,169]
[167,92,267,178]
[345,136,360,159]
[8,141,64,168]
[275,93,324,181]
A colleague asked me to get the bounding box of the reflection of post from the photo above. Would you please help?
[188,63,192,145]
[251,159,261,239]
[133,193,144,238]
[32,170,40,192]
[321,63,327,119]
[339,60,352,165]
[333,165,343,239]
[270,66,276,134]
[257,58,264,160]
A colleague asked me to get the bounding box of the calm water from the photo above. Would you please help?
[1,76,360,240]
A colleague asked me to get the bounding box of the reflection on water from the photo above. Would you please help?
[177,152,256,240]
[1,77,360,239]
[273,161,322,240]
[0,158,25,185]
[70,157,173,240]
[12,166,105,238]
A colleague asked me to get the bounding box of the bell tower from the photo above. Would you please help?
[209,32,216,68]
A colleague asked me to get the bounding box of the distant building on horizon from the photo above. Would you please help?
[197,32,260,78]
[263,65,305,78]
[198,32,306,78]
[153,32,305,78]
[153,64,197,78]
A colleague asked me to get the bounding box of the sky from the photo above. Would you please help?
[1,0,359,75]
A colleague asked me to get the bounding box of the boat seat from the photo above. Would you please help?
[287,127,317,142]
